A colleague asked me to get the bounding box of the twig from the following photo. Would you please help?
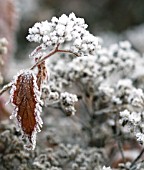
[115,113,127,167]
[130,148,144,169]
[0,46,78,96]
[117,140,126,165]
[30,46,79,70]
[0,82,13,96]
[30,47,58,70]
[30,45,42,57]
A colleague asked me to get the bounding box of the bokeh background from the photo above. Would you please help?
[0,0,144,169]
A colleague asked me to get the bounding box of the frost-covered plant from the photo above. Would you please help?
[102,166,112,170]
[0,13,100,150]
[32,143,106,170]
[42,39,144,169]
[0,12,144,170]
[119,87,144,145]
[27,12,101,56]
[9,70,43,150]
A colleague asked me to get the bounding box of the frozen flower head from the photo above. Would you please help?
[120,109,144,145]
[117,79,133,90]
[128,88,144,108]
[102,166,112,170]
[27,13,101,56]
[136,133,144,145]
[119,109,131,123]
[60,92,78,116]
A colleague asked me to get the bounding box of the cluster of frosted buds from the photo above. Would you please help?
[96,41,137,75]
[128,88,144,108]
[60,92,78,116]
[108,41,136,68]
[41,85,59,105]
[27,13,101,56]
[102,166,112,170]
[120,109,144,145]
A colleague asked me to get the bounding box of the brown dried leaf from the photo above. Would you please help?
[10,70,43,150]
[36,60,48,90]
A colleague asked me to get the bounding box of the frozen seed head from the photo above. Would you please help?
[136,133,144,145]
[27,13,101,56]
[120,109,131,120]
[128,88,144,108]
[60,92,78,116]
[102,166,112,170]
[120,109,144,145]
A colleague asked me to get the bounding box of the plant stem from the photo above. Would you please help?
[30,46,79,70]
[0,46,79,96]
[130,148,144,168]
[0,82,13,96]
[30,47,58,70]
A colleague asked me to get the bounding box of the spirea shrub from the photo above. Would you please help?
[0,12,144,170]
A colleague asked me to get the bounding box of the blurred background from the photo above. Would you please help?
[0,1,144,169]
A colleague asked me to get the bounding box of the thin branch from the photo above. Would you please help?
[115,113,127,167]
[0,46,79,96]
[30,46,79,70]
[30,47,58,70]
[117,140,126,165]
[130,148,144,168]
[30,45,42,57]
[0,82,13,96]
[57,49,79,57]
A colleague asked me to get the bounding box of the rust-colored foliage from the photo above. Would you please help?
[10,71,43,150]
[36,61,48,90]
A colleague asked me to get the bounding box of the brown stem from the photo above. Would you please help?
[30,46,79,70]
[30,45,42,57]
[0,45,79,96]
[30,47,58,70]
